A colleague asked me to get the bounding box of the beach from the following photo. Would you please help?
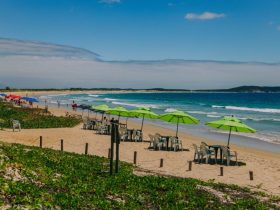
[0,95,279,196]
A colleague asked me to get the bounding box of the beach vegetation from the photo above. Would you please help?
[0,102,81,129]
[0,142,278,209]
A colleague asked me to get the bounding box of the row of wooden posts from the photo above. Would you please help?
[39,136,254,181]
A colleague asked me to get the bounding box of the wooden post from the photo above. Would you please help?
[220,167,224,176]
[39,136,42,148]
[160,158,163,167]
[249,171,253,180]
[60,139,63,151]
[188,161,192,171]
[85,143,88,155]
[133,151,137,165]
[108,148,111,158]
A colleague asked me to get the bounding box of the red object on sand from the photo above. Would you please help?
[6,94,22,99]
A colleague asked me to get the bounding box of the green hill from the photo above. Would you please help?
[0,142,278,209]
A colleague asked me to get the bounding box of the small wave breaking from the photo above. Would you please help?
[212,105,280,114]
[112,101,159,109]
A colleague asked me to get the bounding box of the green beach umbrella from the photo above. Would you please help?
[206,115,256,147]
[91,104,110,112]
[159,110,200,138]
[91,104,110,121]
[107,106,131,121]
[129,107,158,131]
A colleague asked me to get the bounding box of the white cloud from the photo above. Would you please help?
[185,12,225,21]
[99,0,120,4]
[0,38,279,89]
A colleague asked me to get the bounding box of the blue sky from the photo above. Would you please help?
[0,0,280,62]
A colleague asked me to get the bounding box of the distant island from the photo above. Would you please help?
[198,86,280,93]
[0,86,280,93]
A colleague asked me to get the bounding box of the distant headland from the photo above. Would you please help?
[1,86,280,93]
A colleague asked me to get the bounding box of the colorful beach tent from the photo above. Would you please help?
[0,93,7,97]
[159,110,200,137]
[6,94,22,99]
[206,115,256,147]
[21,97,39,103]
[129,107,158,131]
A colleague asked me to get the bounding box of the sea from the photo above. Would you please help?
[39,92,280,153]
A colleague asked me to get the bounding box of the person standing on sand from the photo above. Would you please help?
[72,101,77,111]
[57,100,60,108]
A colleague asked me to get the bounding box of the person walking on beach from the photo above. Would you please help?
[72,100,77,111]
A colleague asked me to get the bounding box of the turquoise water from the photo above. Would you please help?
[40,92,280,152]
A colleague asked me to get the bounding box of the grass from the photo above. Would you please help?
[0,102,81,129]
[0,142,279,209]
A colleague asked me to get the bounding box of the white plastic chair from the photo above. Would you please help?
[170,137,183,151]
[11,119,21,132]
[192,144,203,162]
[221,146,238,166]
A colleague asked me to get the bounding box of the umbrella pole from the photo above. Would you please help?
[176,118,179,138]
[227,127,232,147]
[88,110,90,118]
[126,117,128,127]
[141,116,144,131]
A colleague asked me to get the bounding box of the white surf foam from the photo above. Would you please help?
[207,114,221,118]
[212,105,280,114]
[164,108,178,113]
[212,105,225,108]
[211,130,280,145]
[104,98,117,101]
[112,101,159,109]
[226,106,280,114]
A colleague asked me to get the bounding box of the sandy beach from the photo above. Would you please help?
[0,97,279,196]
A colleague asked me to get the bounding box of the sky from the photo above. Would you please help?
[0,0,280,89]
[0,0,280,63]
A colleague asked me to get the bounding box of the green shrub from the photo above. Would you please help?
[0,102,81,129]
[0,142,277,209]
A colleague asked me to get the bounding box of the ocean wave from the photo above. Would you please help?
[211,130,280,145]
[207,114,221,118]
[104,98,117,101]
[212,105,224,108]
[212,105,280,114]
[188,111,218,115]
[112,101,159,109]
[88,94,99,97]
[164,108,178,113]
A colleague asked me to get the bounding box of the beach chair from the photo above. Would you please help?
[200,144,215,164]
[132,130,142,142]
[148,134,156,148]
[96,124,107,135]
[153,134,165,150]
[201,141,215,153]
[221,146,238,166]
[192,144,203,162]
[11,119,21,132]
[83,119,93,130]
[170,136,183,151]
[119,127,128,141]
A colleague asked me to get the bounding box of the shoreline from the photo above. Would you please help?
[0,99,279,195]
